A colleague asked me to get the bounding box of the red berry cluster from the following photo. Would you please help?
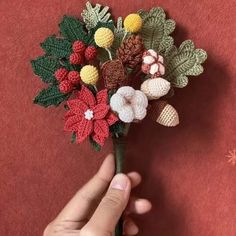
[69,40,97,65]
[54,68,81,93]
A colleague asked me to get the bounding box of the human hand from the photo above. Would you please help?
[44,154,152,236]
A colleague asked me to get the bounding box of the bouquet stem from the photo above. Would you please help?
[113,136,125,236]
[113,136,125,174]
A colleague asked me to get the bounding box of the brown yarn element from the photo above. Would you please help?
[116,35,145,69]
[148,100,168,121]
[101,59,127,90]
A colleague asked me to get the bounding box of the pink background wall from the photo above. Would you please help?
[1,0,236,235]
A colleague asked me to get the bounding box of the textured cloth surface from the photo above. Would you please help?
[0,0,236,236]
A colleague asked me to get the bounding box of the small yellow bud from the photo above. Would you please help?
[94,27,114,48]
[80,65,99,85]
[124,13,143,33]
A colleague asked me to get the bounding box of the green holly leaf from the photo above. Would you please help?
[31,56,60,84]
[81,1,113,31]
[139,7,175,53]
[89,136,101,151]
[59,15,89,43]
[41,35,72,58]
[164,40,207,88]
[34,85,71,107]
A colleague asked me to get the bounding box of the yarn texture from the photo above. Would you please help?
[70,52,84,65]
[141,77,171,100]
[117,35,144,69]
[124,13,143,33]
[72,40,86,53]
[59,80,73,93]
[142,49,165,77]
[68,71,81,84]
[110,86,148,123]
[102,59,126,89]
[85,46,97,61]
[94,27,114,48]
[64,86,118,145]
[54,68,68,82]
[80,65,99,85]
[149,100,179,127]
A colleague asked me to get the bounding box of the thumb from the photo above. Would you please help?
[82,174,131,236]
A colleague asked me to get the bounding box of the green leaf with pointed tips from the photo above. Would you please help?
[59,16,89,43]
[139,7,176,53]
[164,40,207,88]
[41,35,72,58]
[34,85,70,107]
[31,56,60,84]
[81,1,113,30]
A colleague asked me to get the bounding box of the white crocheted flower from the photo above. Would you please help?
[110,86,148,123]
[142,49,165,77]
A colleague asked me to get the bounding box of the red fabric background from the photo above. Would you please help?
[1,0,236,235]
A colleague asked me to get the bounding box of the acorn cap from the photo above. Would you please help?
[148,101,179,127]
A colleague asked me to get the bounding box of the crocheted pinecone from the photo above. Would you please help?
[116,35,144,69]
[101,59,127,90]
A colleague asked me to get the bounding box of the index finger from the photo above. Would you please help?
[55,154,115,223]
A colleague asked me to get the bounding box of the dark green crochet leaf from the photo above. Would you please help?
[59,16,89,43]
[71,132,76,144]
[110,122,125,137]
[139,7,175,53]
[81,1,113,30]
[31,56,60,84]
[164,40,207,88]
[89,136,101,152]
[41,35,72,58]
[34,85,71,107]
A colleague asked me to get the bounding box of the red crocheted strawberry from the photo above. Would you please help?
[64,86,118,145]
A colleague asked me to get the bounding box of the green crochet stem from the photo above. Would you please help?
[113,136,125,236]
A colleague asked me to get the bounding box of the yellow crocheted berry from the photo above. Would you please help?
[124,13,143,33]
[80,65,99,85]
[94,27,114,48]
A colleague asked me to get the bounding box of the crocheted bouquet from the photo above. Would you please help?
[31,2,207,235]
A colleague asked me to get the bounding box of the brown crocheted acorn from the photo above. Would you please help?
[116,35,144,69]
[101,59,127,90]
[148,100,179,127]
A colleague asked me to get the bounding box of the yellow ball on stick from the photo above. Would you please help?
[124,13,143,33]
[80,65,99,85]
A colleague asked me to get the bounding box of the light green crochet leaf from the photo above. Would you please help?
[81,1,112,31]
[41,35,72,58]
[139,7,175,53]
[164,40,207,88]
[112,17,126,52]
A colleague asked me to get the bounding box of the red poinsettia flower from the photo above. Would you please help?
[64,86,118,146]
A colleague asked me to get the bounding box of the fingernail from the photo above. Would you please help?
[111,174,128,190]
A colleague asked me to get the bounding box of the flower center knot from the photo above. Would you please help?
[84,109,94,120]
